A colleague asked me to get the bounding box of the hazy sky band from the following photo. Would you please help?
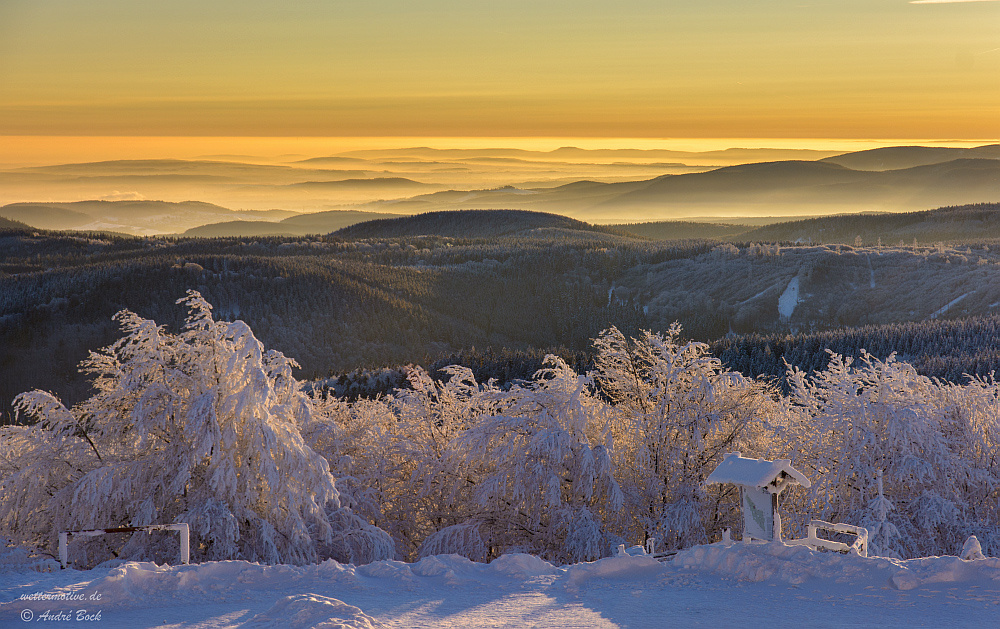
[1,1,998,139]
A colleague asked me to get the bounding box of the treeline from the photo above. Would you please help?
[315,314,1000,402]
[712,315,1000,387]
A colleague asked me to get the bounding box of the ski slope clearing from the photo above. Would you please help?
[778,276,800,319]
[3,543,998,628]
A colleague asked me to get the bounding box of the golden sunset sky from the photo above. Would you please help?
[1,0,998,143]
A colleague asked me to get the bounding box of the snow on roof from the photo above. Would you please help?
[705,452,811,489]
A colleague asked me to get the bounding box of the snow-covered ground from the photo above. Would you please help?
[3,542,998,628]
[778,276,800,319]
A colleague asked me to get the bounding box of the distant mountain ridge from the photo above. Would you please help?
[734,202,1000,245]
[353,156,1000,220]
[614,202,1000,245]
[335,145,841,165]
[821,144,1000,171]
[183,210,405,237]
[288,177,430,190]
[5,144,1000,232]
[0,200,297,235]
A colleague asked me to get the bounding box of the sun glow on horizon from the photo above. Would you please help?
[2,136,998,169]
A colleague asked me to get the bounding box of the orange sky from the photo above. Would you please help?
[1,1,998,142]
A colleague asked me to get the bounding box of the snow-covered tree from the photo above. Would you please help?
[390,365,500,559]
[304,364,500,561]
[445,356,623,564]
[784,350,992,558]
[0,291,391,566]
[938,374,1000,556]
[591,325,774,550]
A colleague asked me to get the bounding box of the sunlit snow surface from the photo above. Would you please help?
[3,543,999,628]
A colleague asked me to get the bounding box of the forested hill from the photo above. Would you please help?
[9,221,1000,419]
[0,229,661,417]
[182,210,405,238]
[332,209,622,239]
[0,200,296,235]
[0,217,30,231]
[614,202,1000,245]
[734,202,1000,245]
[612,221,749,241]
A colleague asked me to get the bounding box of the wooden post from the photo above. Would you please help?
[176,523,190,565]
[58,532,68,570]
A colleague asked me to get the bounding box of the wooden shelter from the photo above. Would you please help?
[705,452,811,542]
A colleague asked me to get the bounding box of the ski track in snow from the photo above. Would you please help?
[738,285,773,306]
[929,292,972,319]
[3,545,999,628]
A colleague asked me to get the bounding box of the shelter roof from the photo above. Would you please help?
[706,452,811,489]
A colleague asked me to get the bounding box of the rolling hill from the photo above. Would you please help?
[0,200,298,235]
[613,203,1000,245]
[732,202,1000,245]
[331,209,620,239]
[352,157,1000,221]
[0,216,31,231]
[611,221,749,240]
[0,204,95,230]
[821,144,1000,171]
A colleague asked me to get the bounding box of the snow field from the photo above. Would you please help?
[778,276,800,319]
[3,542,998,628]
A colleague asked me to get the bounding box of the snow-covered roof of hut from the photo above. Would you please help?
[706,452,811,489]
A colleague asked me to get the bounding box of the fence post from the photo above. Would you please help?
[59,532,68,569]
[176,523,190,564]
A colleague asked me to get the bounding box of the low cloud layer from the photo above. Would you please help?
[99,191,146,201]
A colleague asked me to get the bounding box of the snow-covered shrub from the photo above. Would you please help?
[390,365,499,558]
[591,325,775,550]
[939,375,1000,557]
[305,364,499,561]
[0,536,61,572]
[449,356,623,564]
[0,291,391,566]
[302,396,398,548]
[418,521,489,562]
[784,351,997,558]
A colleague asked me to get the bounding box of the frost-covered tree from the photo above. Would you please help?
[0,291,391,566]
[390,365,500,559]
[591,325,774,550]
[938,375,1000,556]
[302,395,397,545]
[304,364,499,561]
[784,351,993,558]
[441,356,623,564]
